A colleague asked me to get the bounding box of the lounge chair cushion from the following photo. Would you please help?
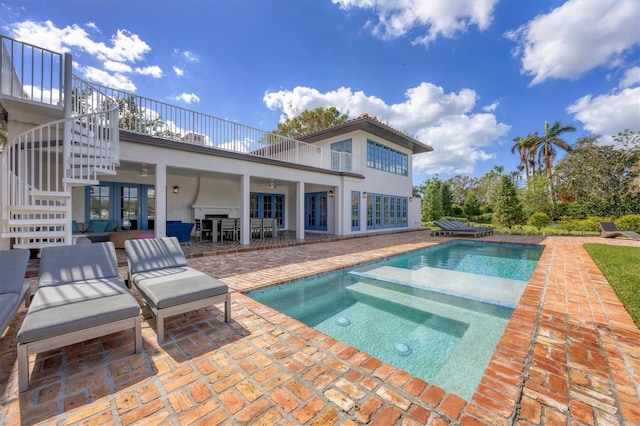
[38,243,120,287]
[125,238,188,274]
[17,278,139,343]
[131,267,228,309]
[0,294,19,332]
[0,249,31,336]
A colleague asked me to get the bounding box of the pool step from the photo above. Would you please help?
[349,266,526,308]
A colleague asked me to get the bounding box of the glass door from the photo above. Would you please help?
[120,185,139,230]
[305,192,328,231]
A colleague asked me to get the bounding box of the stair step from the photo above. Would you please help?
[8,217,67,226]
[4,230,66,238]
[7,204,68,213]
[68,145,114,158]
[12,241,66,249]
[30,190,71,200]
[63,178,100,186]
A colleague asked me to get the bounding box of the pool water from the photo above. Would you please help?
[249,241,543,400]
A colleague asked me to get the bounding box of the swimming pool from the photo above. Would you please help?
[249,241,543,400]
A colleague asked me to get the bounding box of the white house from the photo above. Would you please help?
[0,35,432,250]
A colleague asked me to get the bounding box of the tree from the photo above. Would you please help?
[441,182,453,216]
[521,174,552,217]
[446,175,478,205]
[528,212,551,231]
[555,133,640,216]
[492,175,525,228]
[510,133,539,180]
[422,178,443,221]
[533,120,576,177]
[463,192,481,219]
[271,107,348,139]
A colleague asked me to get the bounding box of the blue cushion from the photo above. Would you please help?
[72,220,79,233]
[105,220,119,232]
[87,220,108,233]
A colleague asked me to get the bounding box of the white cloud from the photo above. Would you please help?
[135,65,163,78]
[78,65,136,91]
[567,87,640,140]
[173,66,184,77]
[264,83,509,176]
[171,93,201,104]
[506,0,640,84]
[332,0,499,45]
[103,60,132,73]
[174,49,199,63]
[619,67,640,89]
[8,20,162,93]
[482,101,499,113]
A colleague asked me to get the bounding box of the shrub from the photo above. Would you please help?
[615,215,640,232]
[528,212,551,231]
[576,216,605,233]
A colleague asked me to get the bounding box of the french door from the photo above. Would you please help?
[305,192,328,231]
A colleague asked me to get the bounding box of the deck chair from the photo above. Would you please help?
[599,222,640,240]
[0,249,31,338]
[432,220,486,238]
[221,219,239,241]
[17,242,142,392]
[446,220,493,236]
[125,237,231,344]
[250,218,263,239]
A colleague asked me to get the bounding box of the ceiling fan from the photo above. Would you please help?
[256,178,277,189]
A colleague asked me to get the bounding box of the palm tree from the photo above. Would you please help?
[535,121,576,177]
[510,132,539,181]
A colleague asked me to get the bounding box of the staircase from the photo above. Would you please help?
[1,72,120,249]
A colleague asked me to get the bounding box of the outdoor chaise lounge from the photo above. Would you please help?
[0,249,30,338]
[124,237,231,344]
[16,242,142,392]
[431,220,493,237]
[599,222,640,240]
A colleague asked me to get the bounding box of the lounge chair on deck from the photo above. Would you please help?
[0,249,30,338]
[17,242,142,392]
[432,220,492,238]
[599,222,640,240]
[125,237,231,344]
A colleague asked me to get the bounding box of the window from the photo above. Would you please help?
[366,192,408,230]
[366,139,408,176]
[89,184,110,220]
[331,139,352,171]
[351,191,360,231]
[250,192,285,228]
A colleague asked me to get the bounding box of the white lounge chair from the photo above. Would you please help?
[125,237,231,344]
[0,249,31,338]
[17,242,142,392]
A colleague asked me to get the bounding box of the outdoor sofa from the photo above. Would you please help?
[125,237,231,344]
[599,222,640,240]
[431,220,493,238]
[0,249,31,338]
[16,242,142,392]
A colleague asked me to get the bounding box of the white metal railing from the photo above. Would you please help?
[65,75,120,181]
[91,82,358,173]
[0,35,64,106]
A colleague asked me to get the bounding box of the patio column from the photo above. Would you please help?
[156,163,166,238]
[240,174,250,245]
[296,180,305,240]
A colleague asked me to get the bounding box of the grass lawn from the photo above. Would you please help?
[584,243,640,327]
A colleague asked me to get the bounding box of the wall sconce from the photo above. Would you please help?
[362,192,367,199]
[328,190,335,198]
[409,196,413,202]
[140,164,148,177]
[172,185,180,194]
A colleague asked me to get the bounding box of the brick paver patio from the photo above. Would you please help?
[1,231,639,425]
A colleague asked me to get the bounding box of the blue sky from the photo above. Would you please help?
[1,0,639,185]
